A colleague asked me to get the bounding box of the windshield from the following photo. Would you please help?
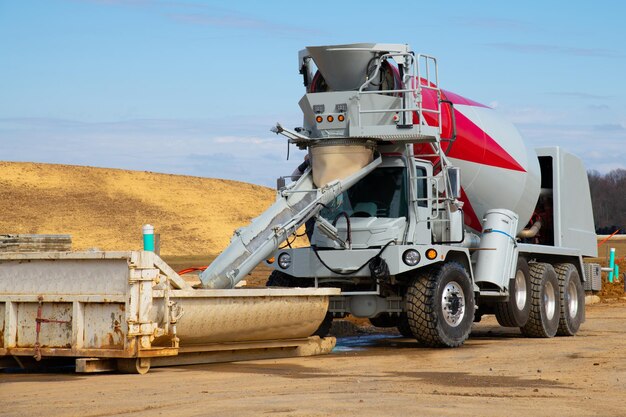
[321,167,407,221]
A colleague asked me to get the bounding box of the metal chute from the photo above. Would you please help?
[199,154,382,289]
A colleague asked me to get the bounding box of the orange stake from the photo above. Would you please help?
[598,229,621,247]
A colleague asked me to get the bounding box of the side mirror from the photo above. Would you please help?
[447,167,461,199]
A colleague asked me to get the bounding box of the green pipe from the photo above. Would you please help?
[609,247,615,283]
[143,224,155,252]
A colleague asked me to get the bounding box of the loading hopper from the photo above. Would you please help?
[306,43,380,91]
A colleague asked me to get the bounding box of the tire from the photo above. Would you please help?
[495,257,531,327]
[406,262,475,347]
[266,270,294,287]
[117,358,150,374]
[369,313,399,328]
[396,313,414,338]
[520,263,560,338]
[554,263,585,336]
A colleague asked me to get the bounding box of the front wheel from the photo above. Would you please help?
[406,262,475,347]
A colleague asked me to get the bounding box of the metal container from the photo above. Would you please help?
[0,251,338,373]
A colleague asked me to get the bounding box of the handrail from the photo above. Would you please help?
[353,51,443,138]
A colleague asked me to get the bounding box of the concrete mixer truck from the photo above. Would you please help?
[200,43,598,348]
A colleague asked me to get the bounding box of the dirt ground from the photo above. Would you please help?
[2,163,626,416]
[1,302,625,417]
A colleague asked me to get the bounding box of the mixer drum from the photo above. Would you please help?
[415,89,541,233]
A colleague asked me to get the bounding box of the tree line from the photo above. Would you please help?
[587,169,626,234]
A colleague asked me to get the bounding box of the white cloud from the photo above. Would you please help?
[0,117,306,187]
[74,0,320,36]
[515,122,626,173]
[214,136,266,145]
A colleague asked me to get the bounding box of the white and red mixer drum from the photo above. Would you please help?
[415,87,541,234]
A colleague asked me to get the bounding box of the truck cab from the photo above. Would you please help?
[313,154,431,250]
[268,143,475,346]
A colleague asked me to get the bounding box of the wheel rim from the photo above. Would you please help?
[544,281,556,320]
[514,269,527,310]
[567,280,579,318]
[441,281,465,327]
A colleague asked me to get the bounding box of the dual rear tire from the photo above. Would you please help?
[520,262,585,338]
[554,263,585,336]
[520,263,561,337]
[495,258,531,327]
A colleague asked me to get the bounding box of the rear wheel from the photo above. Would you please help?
[554,263,585,336]
[406,262,475,347]
[521,263,560,338]
[495,257,531,327]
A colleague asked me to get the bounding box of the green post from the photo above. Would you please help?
[142,224,155,251]
[608,247,615,283]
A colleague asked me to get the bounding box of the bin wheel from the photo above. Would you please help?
[117,358,151,374]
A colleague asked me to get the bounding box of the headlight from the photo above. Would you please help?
[277,252,292,269]
[402,249,420,266]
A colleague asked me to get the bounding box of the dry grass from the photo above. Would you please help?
[0,162,276,256]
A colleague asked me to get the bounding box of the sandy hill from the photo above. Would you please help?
[0,162,276,256]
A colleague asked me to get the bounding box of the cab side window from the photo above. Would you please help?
[416,166,427,208]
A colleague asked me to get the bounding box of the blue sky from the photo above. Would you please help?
[1,0,624,186]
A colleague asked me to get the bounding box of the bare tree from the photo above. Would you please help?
[588,169,626,234]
